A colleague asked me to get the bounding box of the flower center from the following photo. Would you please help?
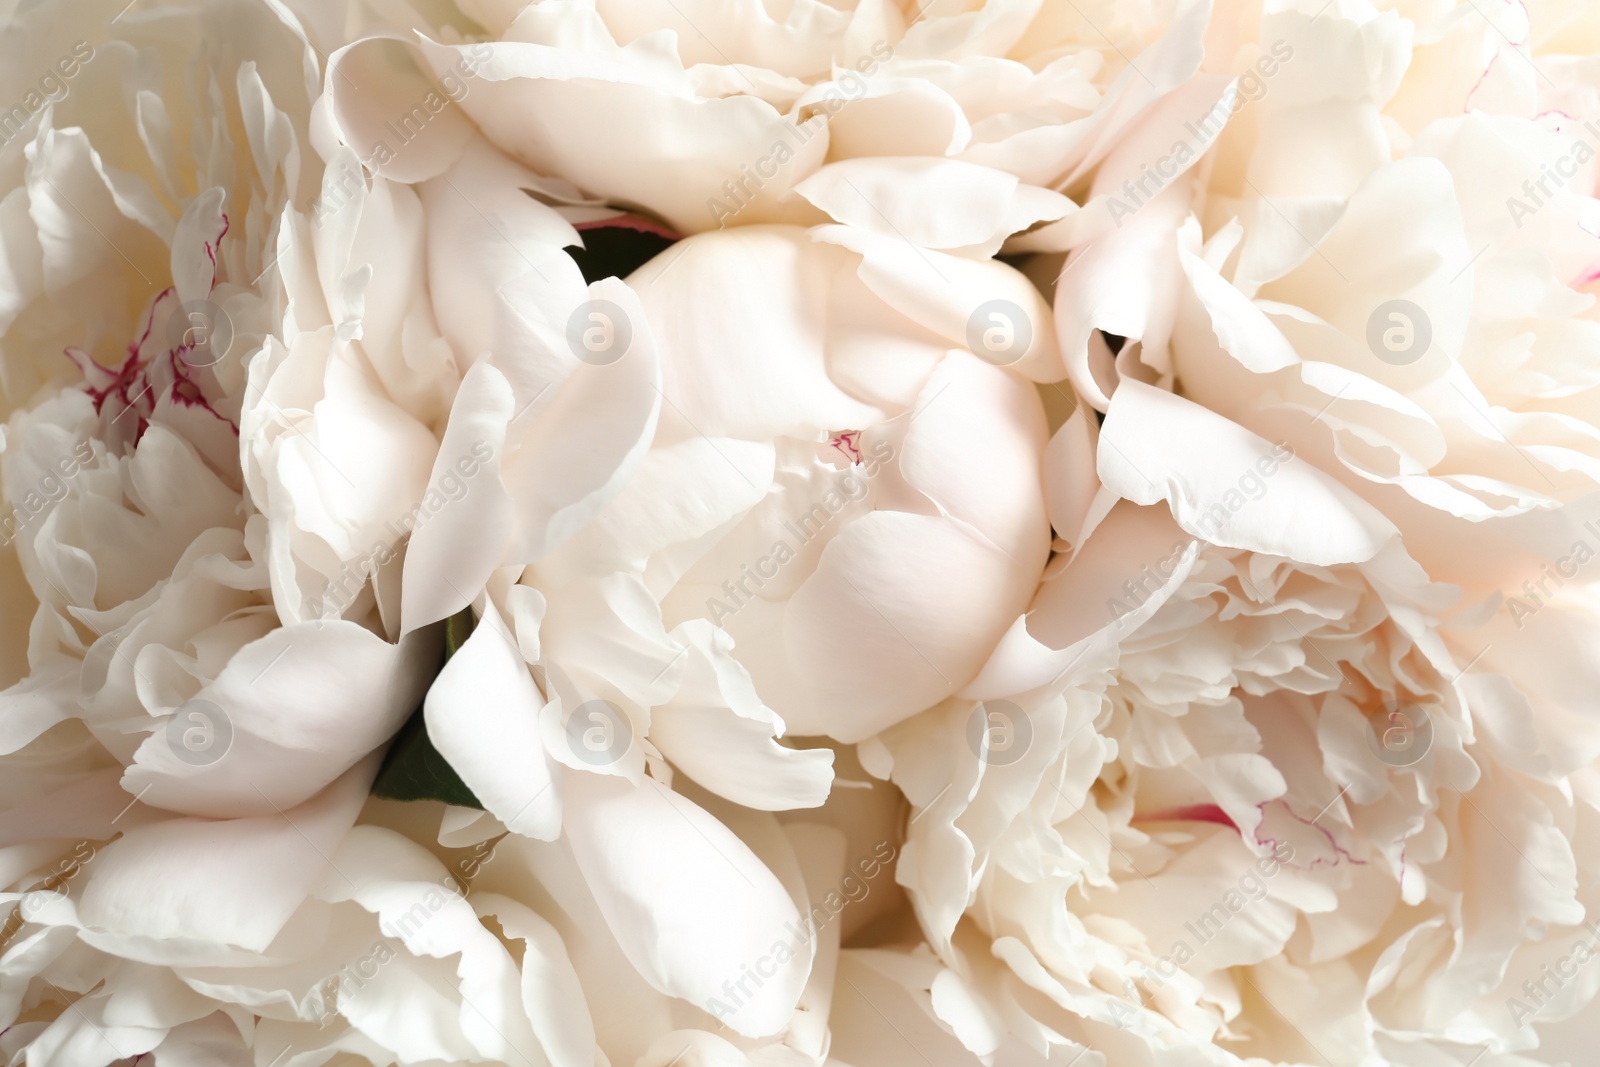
[67,216,236,447]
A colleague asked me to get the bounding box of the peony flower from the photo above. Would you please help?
[3,760,954,1067]
[0,4,527,1064]
[355,156,1071,1044]
[873,438,1600,1064]
[520,218,1056,745]
[1047,0,1600,602]
[313,0,1228,235]
[305,64,1074,1037]
[857,0,1600,1063]
[5,3,1600,1067]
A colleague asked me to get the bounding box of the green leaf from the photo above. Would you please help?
[370,607,483,809]
[444,606,473,658]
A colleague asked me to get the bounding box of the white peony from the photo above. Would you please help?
[863,0,1600,1064]
[520,218,1055,745]
[1049,0,1600,601]
[0,4,1054,1063]
[5,2,1600,1067]
[318,0,1226,234]
[0,5,589,1067]
[361,162,1068,1047]
[877,476,1600,1064]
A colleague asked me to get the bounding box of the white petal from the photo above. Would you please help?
[1097,379,1397,565]
[502,277,663,563]
[424,598,561,840]
[652,620,835,810]
[563,772,809,1037]
[400,358,517,633]
[122,622,433,816]
[78,759,372,951]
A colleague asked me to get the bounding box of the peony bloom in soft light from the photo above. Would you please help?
[1048,0,1600,601]
[518,217,1054,747]
[4,0,1600,1066]
[319,0,1221,233]
[877,479,1600,1064]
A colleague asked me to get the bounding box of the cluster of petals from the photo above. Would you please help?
[1,0,1599,1066]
